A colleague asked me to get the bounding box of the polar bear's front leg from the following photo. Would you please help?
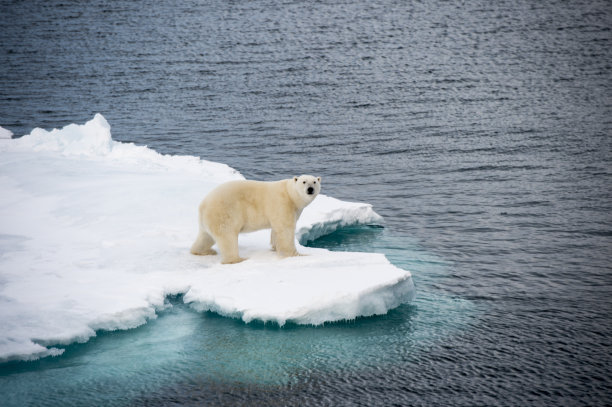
[271,225,299,257]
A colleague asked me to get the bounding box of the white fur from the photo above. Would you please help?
[191,175,321,264]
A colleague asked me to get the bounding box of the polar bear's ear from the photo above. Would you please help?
[317,177,321,183]
[294,176,298,182]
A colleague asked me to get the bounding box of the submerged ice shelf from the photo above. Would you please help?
[0,115,415,362]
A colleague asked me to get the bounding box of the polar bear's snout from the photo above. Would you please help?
[295,175,321,198]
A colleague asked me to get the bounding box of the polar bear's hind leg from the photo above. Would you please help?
[216,231,246,264]
[270,229,277,251]
[190,229,217,256]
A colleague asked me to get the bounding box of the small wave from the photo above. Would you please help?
[450,164,550,173]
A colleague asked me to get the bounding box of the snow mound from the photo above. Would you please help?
[0,126,13,139]
[297,194,384,244]
[0,115,415,362]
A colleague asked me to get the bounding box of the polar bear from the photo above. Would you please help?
[190,175,321,264]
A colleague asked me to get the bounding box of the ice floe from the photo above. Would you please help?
[0,115,414,362]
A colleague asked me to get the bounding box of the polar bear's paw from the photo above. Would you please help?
[221,256,247,265]
[191,248,217,256]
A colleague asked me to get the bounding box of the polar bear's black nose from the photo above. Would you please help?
[307,187,314,195]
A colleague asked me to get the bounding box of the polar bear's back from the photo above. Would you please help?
[204,179,285,205]
[199,179,289,233]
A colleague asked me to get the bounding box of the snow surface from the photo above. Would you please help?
[0,115,415,362]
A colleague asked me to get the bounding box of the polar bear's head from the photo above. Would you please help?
[292,175,321,205]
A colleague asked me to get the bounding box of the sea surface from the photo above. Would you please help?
[1,0,611,405]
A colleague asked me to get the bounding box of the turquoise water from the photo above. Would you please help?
[0,228,472,406]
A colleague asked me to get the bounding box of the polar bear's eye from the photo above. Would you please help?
[303,181,306,184]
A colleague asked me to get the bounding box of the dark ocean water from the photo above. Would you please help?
[1,0,611,405]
